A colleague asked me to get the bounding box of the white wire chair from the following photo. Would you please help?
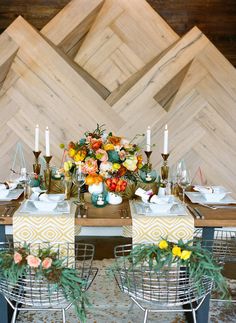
[194,229,236,263]
[0,241,98,323]
[113,244,213,323]
[194,228,236,302]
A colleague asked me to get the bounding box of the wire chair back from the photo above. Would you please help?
[194,229,236,264]
[113,244,213,307]
[0,241,97,309]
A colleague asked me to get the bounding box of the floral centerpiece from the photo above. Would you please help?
[112,239,229,298]
[0,244,88,321]
[61,124,143,203]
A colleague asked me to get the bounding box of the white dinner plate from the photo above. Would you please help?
[0,189,24,201]
[131,201,188,216]
[185,192,236,205]
[19,200,70,214]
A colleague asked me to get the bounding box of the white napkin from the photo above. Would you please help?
[193,185,214,194]
[135,188,153,202]
[0,184,6,190]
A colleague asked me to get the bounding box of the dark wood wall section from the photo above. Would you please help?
[0,0,235,66]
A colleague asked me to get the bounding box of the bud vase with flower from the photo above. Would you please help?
[105,177,127,205]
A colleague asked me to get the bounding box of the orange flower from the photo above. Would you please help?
[108,136,122,146]
[68,141,75,149]
[85,174,103,185]
[137,155,143,169]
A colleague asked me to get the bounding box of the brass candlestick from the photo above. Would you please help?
[33,151,41,175]
[161,153,170,184]
[43,156,52,192]
[145,151,152,171]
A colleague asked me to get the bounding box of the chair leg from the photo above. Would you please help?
[192,309,196,323]
[62,309,66,323]
[11,307,18,323]
[143,309,148,323]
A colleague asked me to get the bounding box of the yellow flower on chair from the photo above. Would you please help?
[180,250,192,260]
[158,240,168,249]
[172,245,182,257]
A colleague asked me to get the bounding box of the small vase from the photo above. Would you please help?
[107,192,123,205]
[88,182,103,194]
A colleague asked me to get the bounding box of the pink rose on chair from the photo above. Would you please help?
[27,255,41,268]
[13,252,22,264]
[42,257,52,269]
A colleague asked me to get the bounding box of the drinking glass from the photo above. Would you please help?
[176,161,191,204]
[72,167,86,205]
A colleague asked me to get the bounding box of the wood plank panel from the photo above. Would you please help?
[4,16,123,128]
[0,33,18,89]
[74,0,179,91]
[41,0,104,55]
[0,0,235,196]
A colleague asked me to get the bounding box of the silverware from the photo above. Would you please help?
[198,203,236,210]
[186,205,200,219]
[194,207,205,220]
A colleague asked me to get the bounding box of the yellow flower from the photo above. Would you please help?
[180,250,192,260]
[68,148,76,158]
[74,150,86,162]
[123,155,138,171]
[112,163,121,171]
[158,240,168,249]
[172,246,182,257]
[64,161,72,172]
[103,143,114,151]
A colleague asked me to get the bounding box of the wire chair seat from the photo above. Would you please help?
[0,241,98,323]
[113,244,213,323]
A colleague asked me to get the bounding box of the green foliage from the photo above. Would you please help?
[112,240,229,299]
[0,245,88,322]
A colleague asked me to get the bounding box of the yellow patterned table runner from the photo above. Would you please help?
[129,200,194,244]
[13,201,76,244]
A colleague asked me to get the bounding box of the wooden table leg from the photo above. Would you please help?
[0,224,8,323]
[196,227,215,323]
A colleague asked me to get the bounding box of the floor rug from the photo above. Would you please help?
[16,259,236,323]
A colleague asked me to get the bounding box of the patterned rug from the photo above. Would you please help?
[16,259,236,323]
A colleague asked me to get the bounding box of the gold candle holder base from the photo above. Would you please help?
[144,151,152,171]
[161,153,170,183]
[44,155,52,192]
[33,151,41,175]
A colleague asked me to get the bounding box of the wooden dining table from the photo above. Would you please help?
[0,196,236,323]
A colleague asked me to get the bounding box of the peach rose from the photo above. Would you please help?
[14,252,22,264]
[42,257,52,269]
[27,255,41,268]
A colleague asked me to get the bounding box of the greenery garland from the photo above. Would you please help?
[113,239,229,299]
[0,244,89,322]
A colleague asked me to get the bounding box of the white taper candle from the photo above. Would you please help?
[163,124,168,154]
[34,125,39,152]
[146,126,151,151]
[45,127,50,156]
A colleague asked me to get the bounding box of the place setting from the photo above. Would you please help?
[185,185,236,209]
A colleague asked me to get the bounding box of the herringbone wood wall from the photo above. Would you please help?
[0,0,235,194]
